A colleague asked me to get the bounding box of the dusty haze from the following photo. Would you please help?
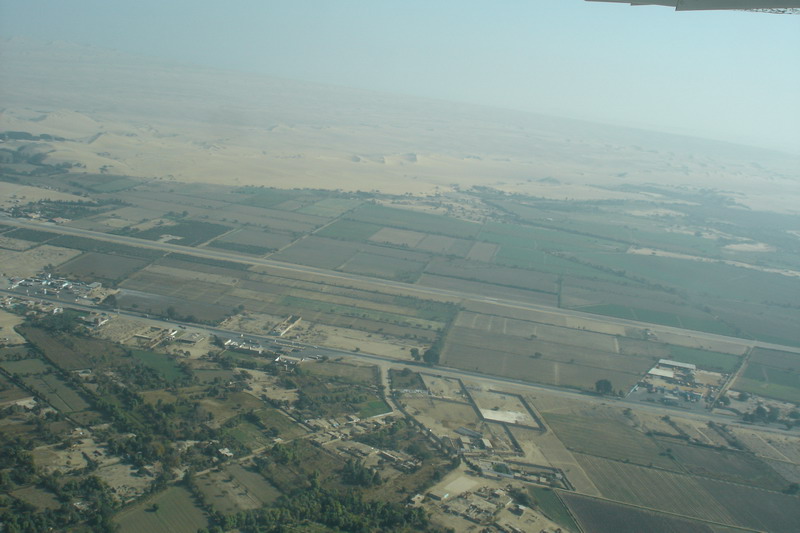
[2,38,798,212]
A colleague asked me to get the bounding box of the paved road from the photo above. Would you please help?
[3,215,799,356]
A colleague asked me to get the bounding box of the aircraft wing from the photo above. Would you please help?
[587,0,800,11]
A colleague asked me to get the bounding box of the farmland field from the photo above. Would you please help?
[368,227,426,247]
[734,359,800,403]
[415,234,473,256]
[561,492,715,533]
[194,464,280,515]
[574,453,736,525]
[56,251,150,284]
[340,251,426,282]
[357,399,392,418]
[666,346,741,373]
[130,350,186,382]
[441,325,650,391]
[208,227,295,254]
[347,204,481,239]
[303,361,379,385]
[424,257,559,293]
[528,488,579,532]
[316,219,382,241]
[115,486,209,533]
[297,197,363,217]
[4,228,58,243]
[19,327,128,370]
[749,347,800,372]
[22,373,90,412]
[665,441,787,490]
[575,453,800,532]
[254,408,307,439]
[0,358,50,376]
[543,412,676,469]
[132,220,232,246]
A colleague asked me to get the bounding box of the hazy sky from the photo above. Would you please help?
[1,1,799,152]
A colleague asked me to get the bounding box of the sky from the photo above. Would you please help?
[1,0,799,152]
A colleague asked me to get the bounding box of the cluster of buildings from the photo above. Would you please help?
[9,273,102,300]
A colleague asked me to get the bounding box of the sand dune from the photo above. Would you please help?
[1,38,798,210]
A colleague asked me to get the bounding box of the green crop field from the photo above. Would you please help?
[574,454,735,526]
[528,488,579,532]
[86,177,140,192]
[56,251,150,284]
[298,197,363,217]
[667,346,741,373]
[666,441,787,490]
[22,373,89,413]
[339,251,426,282]
[115,486,208,533]
[544,413,676,469]
[749,347,800,372]
[357,399,391,418]
[133,220,232,246]
[347,204,481,239]
[561,493,715,533]
[0,358,50,375]
[130,350,185,382]
[316,219,382,241]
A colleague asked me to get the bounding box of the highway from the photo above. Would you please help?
[3,215,800,356]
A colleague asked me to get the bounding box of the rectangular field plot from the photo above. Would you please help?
[666,441,787,490]
[0,374,30,405]
[254,408,307,440]
[471,390,538,428]
[132,220,232,246]
[425,257,559,293]
[55,252,150,284]
[417,274,559,307]
[194,464,280,515]
[347,204,481,239]
[208,228,295,254]
[340,251,426,282]
[235,188,321,210]
[750,347,800,372]
[19,327,127,371]
[303,361,379,385]
[316,219,382,241]
[466,241,498,262]
[441,326,650,391]
[415,234,473,256]
[667,346,741,373]
[131,350,186,382]
[0,358,50,376]
[115,486,209,533]
[544,413,675,469]
[695,476,800,533]
[297,197,363,217]
[21,373,89,413]
[368,227,426,247]
[734,360,800,403]
[574,454,736,526]
[733,377,800,403]
[576,303,734,335]
[561,493,715,533]
[403,397,481,437]
[271,236,361,269]
[280,295,441,330]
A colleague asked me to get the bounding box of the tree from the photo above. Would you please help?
[595,379,613,395]
[422,346,440,366]
[410,348,420,361]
